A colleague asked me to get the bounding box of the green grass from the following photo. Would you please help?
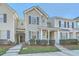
[20,46,59,54]
[0,48,7,55]
[63,44,79,50]
[0,45,12,56]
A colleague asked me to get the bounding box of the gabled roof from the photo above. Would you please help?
[24,6,48,18]
[74,17,79,20]
[0,3,18,18]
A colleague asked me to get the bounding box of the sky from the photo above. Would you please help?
[9,3,79,20]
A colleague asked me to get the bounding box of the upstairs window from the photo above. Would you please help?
[76,22,79,28]
[32,16,37,24]
[0,14,4,23]
[0,14,7,23]
[29,16,39,25]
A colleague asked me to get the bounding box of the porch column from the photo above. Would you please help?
[18,35,20,44]
[47,30,50,45]
[41,29,43,40]
[55,31,60,45]
[73,32,76,39]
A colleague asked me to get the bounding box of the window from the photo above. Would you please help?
[0,14,4,22]
[76,22,79,28]
[7,30,10,39]
[72,22,74,28]
[32,17,37,24]
[60,32,68,39]
[29,16,39,25]
[69,32,73,39]
[32,32,36,40]
[0,30,7,39]
[42,30,47,39]
[64,22,66,28]
[59,21,61,27]
[29,31,37,40]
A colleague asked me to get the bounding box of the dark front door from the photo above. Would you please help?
[20,33,25,43]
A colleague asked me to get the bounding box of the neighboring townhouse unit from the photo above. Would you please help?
[0,4,18,44]
[24,6,79,45]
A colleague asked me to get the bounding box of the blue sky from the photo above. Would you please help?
[9,3,79,20]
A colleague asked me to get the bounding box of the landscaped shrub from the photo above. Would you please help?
[49,40,55,45]
[29,39,55,46]
[60,39,78,45]
[29,39,34,45]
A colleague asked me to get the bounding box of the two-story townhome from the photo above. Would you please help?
[24,6,60,45]
[24,6,79,45]
[0,4,18,44]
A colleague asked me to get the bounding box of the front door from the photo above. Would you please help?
[16,33,25,44]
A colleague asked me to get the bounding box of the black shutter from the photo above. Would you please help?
[37,31,39,39]
[37,17,39,25]
[29,16,31,24]
[59,21,61,27]
[7,30,10,39]
[4,14,7,23]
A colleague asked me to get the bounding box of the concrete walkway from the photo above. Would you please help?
[19,52,69,56]
[3,44,22,56]
[55,44,78,56]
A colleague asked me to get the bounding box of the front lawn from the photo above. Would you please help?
[20,46,59,54]
[0,45,12,55]
[62,44,79,50]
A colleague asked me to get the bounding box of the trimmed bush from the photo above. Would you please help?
[60,39,78,45]
[29,39,55,46]
[29,39,36,45]
[49,40,55,45]
[35,40,48,45]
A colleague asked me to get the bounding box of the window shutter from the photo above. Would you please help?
[64,22,66,28]
[67,22,69,28]
[37,17,39,25]
[4,14,7,23]
[37,31,39,39]
[7,30,10,39]
[59,21,61,27]
[29,16,31,24]
[29,31,31,40]
[72,22,74,28]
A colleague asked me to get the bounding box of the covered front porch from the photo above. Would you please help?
[29,27,58,45]
[16,29,25,44]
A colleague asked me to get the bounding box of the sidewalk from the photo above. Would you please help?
[55,44,78,56]
[3,44,22,56]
